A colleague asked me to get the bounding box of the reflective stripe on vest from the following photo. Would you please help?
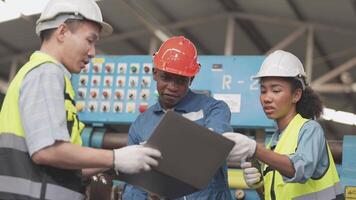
[0,176,83,200]
[0,51,85,199]
[263,114,342,200]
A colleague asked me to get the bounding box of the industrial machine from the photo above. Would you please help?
[72,55,355,200]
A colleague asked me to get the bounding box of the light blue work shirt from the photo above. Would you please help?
[269,120,329,183]
[122,89,233,200]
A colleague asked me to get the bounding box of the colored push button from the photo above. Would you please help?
[127,104,135,113]
[119,67,125,74]
[118,79,124,87]
[92,79,98,85]
[93,65,100,73]
[142,79,148,87]
[144,66,150,73]
[102,91,109,99]
[78,91,84,98]
[90,91,97,98]
[105,65,112,73]
[131,66,138,73]
[128,93,134,100]
[115,91,122,99]
[89,104,95,112]
[130,79,136,87]
[114,105,121,112]
[76,103,84,112]
[102,105,108,112]
[141,93,147,100]
[80,78,86,86]
[105,79,111,86]
[139,104,148,113]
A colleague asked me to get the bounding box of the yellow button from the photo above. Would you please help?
[76,103,84,112]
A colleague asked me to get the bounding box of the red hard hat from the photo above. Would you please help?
[153,36,200,77]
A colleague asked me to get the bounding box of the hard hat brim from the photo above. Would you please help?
[36,14,113,37]
[97,21,113,37]
[252,72,307,80]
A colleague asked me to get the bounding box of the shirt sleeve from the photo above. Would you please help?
[127,117,142,145]
[204,100,233,134]
[19,63,70,156]
[283,120,329,183]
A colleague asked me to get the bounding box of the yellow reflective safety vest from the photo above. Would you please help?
[0,51,85,200]
[263,114,342,200]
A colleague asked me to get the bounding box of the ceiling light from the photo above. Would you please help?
[322,107,356,126]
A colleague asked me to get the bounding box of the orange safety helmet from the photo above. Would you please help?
[153,36,200,77]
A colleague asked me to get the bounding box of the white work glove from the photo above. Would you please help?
[113,145,162,174]
[222,132,256,162]
[241,162,263,188]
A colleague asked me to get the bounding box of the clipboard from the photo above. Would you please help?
[118,111,234,199]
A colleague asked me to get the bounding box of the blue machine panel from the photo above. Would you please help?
[72,55,274,128]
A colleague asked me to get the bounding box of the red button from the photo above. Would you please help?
[102,91,108,98]
[139,104,148,113]
[93,65,99,73]
[144,66,150,73]
[105,65,112,73]
[91,91,97,98]
[118,79,123,86]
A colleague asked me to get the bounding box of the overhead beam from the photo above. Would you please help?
[311,57,356,86]
[3,12,356,60]
[149,0,212,54]
[305,26,314,83]
[266,25,307,55]
[218,0,271,53]
[0,78,9,94]
[312,83,356,93]
[148,37,158,55]
[101,14,147,54]
[287,0,335,71]
[0,37,21,54]
[351,0,356,15]
[314,47,356,66]
[224,17,235,55]
[119,0,171,42]
[97,12,356,48]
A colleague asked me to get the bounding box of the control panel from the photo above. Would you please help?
[72,55,274,128]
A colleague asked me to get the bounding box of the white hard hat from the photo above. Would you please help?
[254,50,306,79]
[36,0,113,36]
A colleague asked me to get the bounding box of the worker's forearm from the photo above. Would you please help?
[254,143,295,178]
[32,142,113,170]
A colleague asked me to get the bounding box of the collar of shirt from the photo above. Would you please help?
[270,128,284,147]
[36,51,72,80]
[153,89,194,113]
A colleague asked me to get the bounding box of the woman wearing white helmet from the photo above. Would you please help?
[223,50,343,200]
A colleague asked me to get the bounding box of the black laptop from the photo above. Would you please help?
[118,111,234,199]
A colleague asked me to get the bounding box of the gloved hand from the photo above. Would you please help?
[241,162,263,188]
[113,145,162,174]
[222,132,256,162]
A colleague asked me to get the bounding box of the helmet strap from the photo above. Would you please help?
[295,75,306,90]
